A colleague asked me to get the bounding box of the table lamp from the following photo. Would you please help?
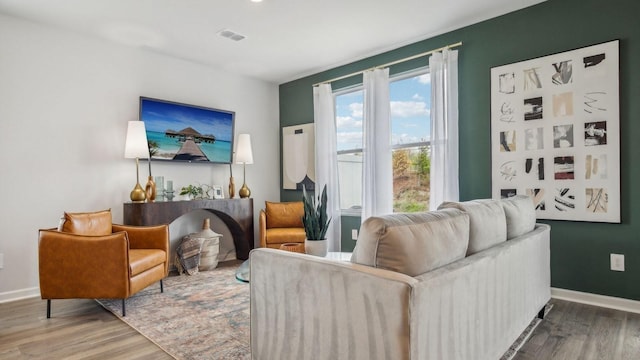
[235,133,253,198]
[124,121,150,202]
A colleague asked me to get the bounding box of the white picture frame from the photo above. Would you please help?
[212,185,224,199]
[490,40,620,223]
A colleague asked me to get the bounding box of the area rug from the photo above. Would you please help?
[97,262,250,360]
[98,261,551,360]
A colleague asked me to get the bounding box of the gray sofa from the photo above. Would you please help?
[250,195,550,360]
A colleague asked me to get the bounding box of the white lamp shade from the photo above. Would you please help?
[124,121,150,159]
[235,133,254,164]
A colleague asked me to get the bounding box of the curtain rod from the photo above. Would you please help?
[313,41,462,87]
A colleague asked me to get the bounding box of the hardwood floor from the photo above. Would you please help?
[0,297,171,359]
[1,297,639,359]
[515,299,640,360]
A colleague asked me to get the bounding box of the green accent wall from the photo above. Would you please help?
[279,0,640,300]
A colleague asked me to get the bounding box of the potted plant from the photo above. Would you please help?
[301,184,331,256]
[180,184,204,200]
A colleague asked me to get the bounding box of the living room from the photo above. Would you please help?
[1,0,639,359]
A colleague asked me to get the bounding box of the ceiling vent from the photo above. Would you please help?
[218,29,246,42]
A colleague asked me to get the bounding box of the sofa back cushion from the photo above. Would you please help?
[501,195,536,239]
[265,201,304,229]
[438,199,507,255]
[351,208,469,277]
[61,209,112,236]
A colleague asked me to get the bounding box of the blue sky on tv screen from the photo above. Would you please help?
[140,99,233,142]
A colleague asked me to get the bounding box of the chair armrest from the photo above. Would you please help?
[259,210,267,248]
[38,229,130,299]
[112,224,169,252]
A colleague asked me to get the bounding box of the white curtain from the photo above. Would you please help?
[429,49,459,210]
[313,84,341,252]
[361,68,393,222]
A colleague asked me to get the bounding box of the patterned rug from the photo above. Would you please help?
[97,261,250,360]
[98,261,550,360]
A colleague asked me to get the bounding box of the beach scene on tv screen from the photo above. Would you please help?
[140,98,233,163]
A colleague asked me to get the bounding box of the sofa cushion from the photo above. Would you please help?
[61,209,112,236]
[501,195,536,239]
[265,201,304,229]
[438,199,507,255]
[351,208,469,277]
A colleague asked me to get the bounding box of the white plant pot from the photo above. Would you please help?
[305,239,328,257]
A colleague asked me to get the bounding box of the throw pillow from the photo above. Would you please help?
[176,235,202,275]
[351,208,470,277]
[438,199,507,255]
[61,209,112,236]
[501,195,536,239]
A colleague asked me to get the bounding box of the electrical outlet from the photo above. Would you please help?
[0,253,3,269]
[351,229,358,240]
[610,253,625,272]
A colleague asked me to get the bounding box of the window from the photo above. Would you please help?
[335,69,431,214]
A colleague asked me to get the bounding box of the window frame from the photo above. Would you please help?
[333,67,431,215]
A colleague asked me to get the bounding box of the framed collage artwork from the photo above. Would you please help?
[490,40,620,223]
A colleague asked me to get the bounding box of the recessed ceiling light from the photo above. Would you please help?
[251,0,263,2]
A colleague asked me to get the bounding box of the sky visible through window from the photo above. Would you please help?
[335,72,431,152]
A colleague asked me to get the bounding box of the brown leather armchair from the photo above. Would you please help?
[38,209,169,317]
[259,201,306,249]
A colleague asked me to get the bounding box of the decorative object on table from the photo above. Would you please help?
[165,180,174,200]
[279,243,305,254]
[124,121,149,202]
[282,123,316,191]
[302,184,331,256]
[144,156,156,201]
[228,163,235,199]
[193,218,222,271]
[155,176,164,201]
[212,185,225,199]
[491,40,620,223]
[235,133,253,198]
[180,184,204,200]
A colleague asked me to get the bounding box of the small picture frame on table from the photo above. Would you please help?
[212,185,224,199]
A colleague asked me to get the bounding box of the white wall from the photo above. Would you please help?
[0,14,280,301]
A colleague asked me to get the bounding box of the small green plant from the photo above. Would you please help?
[180,184,204,199]
[301,184,331,240]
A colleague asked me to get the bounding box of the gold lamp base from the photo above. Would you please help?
[239,182,251,198]
[130,183,147,202]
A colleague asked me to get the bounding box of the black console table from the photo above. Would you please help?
[123,198,254,260]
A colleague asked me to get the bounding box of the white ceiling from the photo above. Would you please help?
[0,0,546,84]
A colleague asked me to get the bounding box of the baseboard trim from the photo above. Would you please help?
[0,287,40,304]
[551,287,640,314]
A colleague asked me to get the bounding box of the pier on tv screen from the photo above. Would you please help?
[139,96,235,164]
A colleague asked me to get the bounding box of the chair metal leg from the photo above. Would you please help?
[160,279,164,293]
[122,299,126,317]
[46,299,51,318]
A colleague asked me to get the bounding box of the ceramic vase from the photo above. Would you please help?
[304,239,328,257]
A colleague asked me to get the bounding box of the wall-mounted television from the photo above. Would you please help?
[139,96,235,164]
